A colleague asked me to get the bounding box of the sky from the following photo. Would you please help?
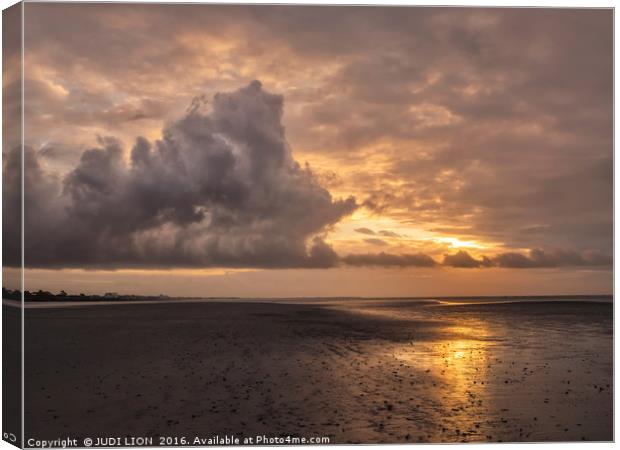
[2,4,613,297]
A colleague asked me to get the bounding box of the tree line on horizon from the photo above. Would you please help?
[2,287,170,302]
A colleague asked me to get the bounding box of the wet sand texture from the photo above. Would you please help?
[24,300,612,443]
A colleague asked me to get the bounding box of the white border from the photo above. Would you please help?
[0,1,616,450]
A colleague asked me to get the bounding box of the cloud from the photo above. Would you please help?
[354,227,375,235]
[363,238,389,246]
[6,81,357,269]
[377,230,400,238]
[339,248,611,269]
[11,6,612,280]
[443,250,490,268]
[340,248,611,270]
[341,252,437,268]
[353,228,401,240]
[442,249,611,269]
[12,7,613,284]
[492,248,612,269]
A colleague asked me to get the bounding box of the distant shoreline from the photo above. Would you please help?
[2,286,613,309]
[3,294,613,310]
[15,294,617,302]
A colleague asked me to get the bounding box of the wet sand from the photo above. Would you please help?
[23,299,612,443]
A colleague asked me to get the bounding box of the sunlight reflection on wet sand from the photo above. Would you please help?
[392,319,497,440]
[339,300,612,442]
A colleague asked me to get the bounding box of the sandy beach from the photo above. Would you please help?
[22,298,612,444]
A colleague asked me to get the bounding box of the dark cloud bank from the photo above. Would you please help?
[4,82,611,271]
[341,249,610,269]
[5,82,357,269]
[442,249,611,269]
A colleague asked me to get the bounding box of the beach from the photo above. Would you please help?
[22,298,612,444]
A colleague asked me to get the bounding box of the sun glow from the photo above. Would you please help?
[433,237,486,249]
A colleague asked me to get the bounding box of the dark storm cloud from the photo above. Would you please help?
[6,82,356,269]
